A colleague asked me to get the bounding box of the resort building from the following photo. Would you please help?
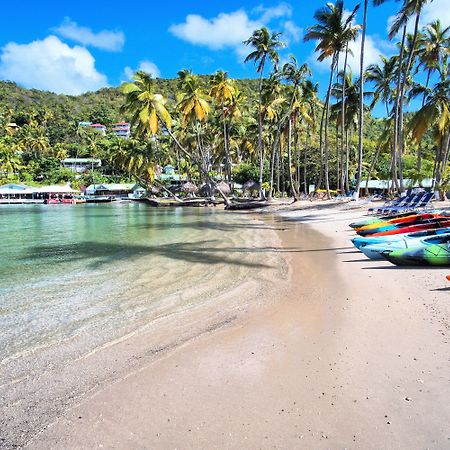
[62,158,102,173]
[155,165,187,184]
[112,122,131,139]
[84,183,143,198]
[0,184,79,204]
[78,121,107,136]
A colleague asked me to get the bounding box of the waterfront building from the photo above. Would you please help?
[84,183,140,198]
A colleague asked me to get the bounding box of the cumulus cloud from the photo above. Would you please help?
[124,60,161,79]
[54,17,125,51]
[169,10,261,50]
[169,4,300,58]
[0,36,108,95]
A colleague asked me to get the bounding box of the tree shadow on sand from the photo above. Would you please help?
[24,241,353,270]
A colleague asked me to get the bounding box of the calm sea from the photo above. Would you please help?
[0,202,282,368]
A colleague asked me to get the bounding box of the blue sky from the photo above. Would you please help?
[0,0,447,115]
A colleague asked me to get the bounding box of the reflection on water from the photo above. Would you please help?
[0,203,277,365]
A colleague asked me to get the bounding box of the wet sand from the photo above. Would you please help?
[26,203,450,448]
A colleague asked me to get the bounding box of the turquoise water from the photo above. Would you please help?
[0,203,278,370]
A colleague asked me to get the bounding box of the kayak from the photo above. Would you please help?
[360,233,450,260]
[351,226,450,249]
[349,211,420,229]
[355,213,438,232]
[383,242,450,266]
[359,218,450,237]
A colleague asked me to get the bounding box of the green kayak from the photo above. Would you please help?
[383,242,450,266]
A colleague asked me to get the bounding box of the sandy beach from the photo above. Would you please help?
[21,201,450,448]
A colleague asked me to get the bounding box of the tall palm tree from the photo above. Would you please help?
[304,0,360,197]
[409,65,450,199]
[244,27,284,198]
[416,20,450,173]
[177,69,211,176]
[210,71,236,182]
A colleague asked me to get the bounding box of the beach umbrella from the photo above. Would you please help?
[215,181,231,195]
[243,180,260,192]
[181,181,199,194]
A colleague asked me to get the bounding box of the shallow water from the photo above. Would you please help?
[0,202,281,370]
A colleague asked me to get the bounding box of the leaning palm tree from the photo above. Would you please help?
[244,27,285,198]
[304,0,360,197]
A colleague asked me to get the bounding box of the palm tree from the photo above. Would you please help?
[304,0,360,197]
[210,71,236,182]
[409,65,450,199]
[177,69,211,176]
[416,20,450,173]
[244,27,284,198]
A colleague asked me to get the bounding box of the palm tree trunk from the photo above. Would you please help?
[222,103,231,182]
[341,42,349,194]
[324,54,338,198]
[257,62,265,199]
[304,127,309,194]
[392,26,406,193]
[354,0,368,200]
[287,118,299,201]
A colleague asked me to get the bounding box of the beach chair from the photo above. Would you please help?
[369,194,414,215]
[383,192,426,214]
[411,192,434,211]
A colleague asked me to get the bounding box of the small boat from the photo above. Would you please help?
[358,218,450,237]
[352,226,450,249]
[383,242,450,266]
[360,233,450,260]
[84,195,114,203]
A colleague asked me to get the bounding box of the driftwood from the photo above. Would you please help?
[225,201,269,211]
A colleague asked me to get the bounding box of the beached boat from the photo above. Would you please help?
[360,233,450,260]
[367,218,450,237]
[383,242,450,266]
[352,226,450,249]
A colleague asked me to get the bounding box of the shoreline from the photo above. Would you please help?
[1,209,287,449]
[9,201,450,448]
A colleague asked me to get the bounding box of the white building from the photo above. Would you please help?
[113,122,131,139]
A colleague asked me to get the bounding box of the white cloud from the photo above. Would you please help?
[124,60,161,79]
[169,5,299,59]
[169,10,262,50]
[422,0,450,27]
[0,36,108,95]
[254,3,292,23]
[283,21,302,43]
[54,17,124,51]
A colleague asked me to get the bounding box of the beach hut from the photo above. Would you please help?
[215,181,231,196]
[243,180,260,196]
[181,182,199,195]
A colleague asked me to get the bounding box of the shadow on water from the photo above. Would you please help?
[24,241,354,270]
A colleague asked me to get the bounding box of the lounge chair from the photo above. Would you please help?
[369,194,415,215]
[383,192,427,215]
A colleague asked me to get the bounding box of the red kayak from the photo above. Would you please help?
[370,219,450,237]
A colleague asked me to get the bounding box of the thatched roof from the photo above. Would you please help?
[181,181,199,193]
[147,185,160,195]
[215,181,231,195]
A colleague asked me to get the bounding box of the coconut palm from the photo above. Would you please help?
[210,71,236,182]
[304,0,360,197]
[121,71,172,137]
[244,27,285,198]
